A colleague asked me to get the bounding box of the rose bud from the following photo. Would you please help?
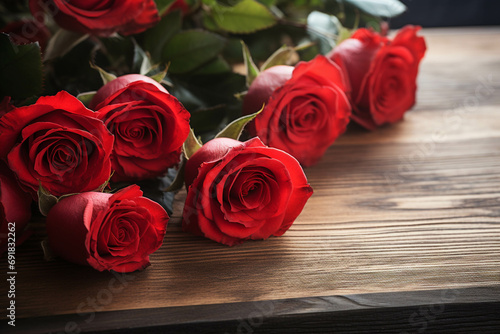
[30,0,160,37]
[0,161,32,254]
[183,137,313,246]
[1,19,51,52]
[46,185,168,272]
[328,25,427,130]
[0,91,114,198]
[243,55,351,167]
[91,74,190,182]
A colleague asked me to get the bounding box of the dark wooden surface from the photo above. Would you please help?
[1,27,500,333]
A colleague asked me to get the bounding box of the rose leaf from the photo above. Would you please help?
[37,183,59,217]
[162,155,186,193]
[43,29,89,62]
[209,0,277,34]
[0,33,43,100]
[241,40,260,87]
[306,11,340,54]
[344,0,406,18]
[183,128,203,159]
[162,30,226,74]
[143,10,182,62]
[260,45,299,72]
[76,91,97,107]
[154,0,177,17]
[89,62,117,85]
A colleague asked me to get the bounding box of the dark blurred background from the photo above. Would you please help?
[390,0,500,28]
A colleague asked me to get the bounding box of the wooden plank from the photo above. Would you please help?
[1,27,500,331]
[8,287,500,334]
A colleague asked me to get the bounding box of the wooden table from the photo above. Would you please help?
[2,27,500,334]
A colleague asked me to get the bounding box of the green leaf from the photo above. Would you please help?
[306,11,340,54]
[143,10,182,61]
[0,34,43,100]
[162,156,186,192]
[76,91,97,107]
[90,62,117,85]
[241,41,260,87]
[211,0,277,34]
[202,12,221,31]
[260,45,299,71]
[155,0,177,16]
[162,30,226,73]
[190,105,226,133]
[37,183,59,217]
[43,29,88,61]
[343,0,406,18]
[190,56,231,75]
[257,0,277,6]
[337,26,353,44]
[183,128,203,159]
[215,107,262,140]
[148,64,169,83]
[132,41,153,75]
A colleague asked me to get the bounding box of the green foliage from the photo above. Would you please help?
[209,0,278,34]
[342,0,406,18]
[260,44,299,71]
[162,30,226,73]
[90,63,117,85]
[190,56,231,75]
[143,10,182,62]
[241,41,260,87]
[306,11,340,54]
[43,29,88,61]
[183,128,203,159]
[0,33,43,101]
[76,91,96,107]
[154,0,177,16]
[37,183,59,217]
[215,108,262,140]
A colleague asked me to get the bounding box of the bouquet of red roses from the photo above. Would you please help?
[0,0,425,273]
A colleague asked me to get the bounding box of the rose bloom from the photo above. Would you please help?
[183,137,313,246]
[243,56,351,167]
[91,74,190,182]
[0,161,32,254]
[1,19,51,51]
[46,185,168,272]
[328,25,427,130]
[0,91,114,197]
[30,0,159,37]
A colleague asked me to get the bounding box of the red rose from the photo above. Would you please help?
[91,74,190,182]
[46,185,168,272]
[328,25,427,130]
[183,137,313,246]
[0,91,114,197]
[243,56,351,167]
[30,0,159,37]
[0,161,32,254]
[1,19,51,51]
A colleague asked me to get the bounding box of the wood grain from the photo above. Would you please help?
[11,287,500,333]
[1,27,500,332]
